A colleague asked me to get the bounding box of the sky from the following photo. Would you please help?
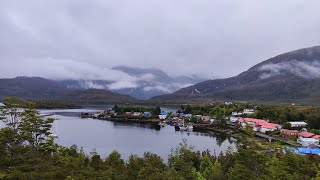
[1,0,320,81]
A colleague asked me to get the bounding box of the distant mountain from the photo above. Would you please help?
[59,66,206,99]
[0,77,137,104]
[0,77,70,100]
[153,46,320,104]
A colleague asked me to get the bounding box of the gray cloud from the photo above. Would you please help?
[259,60,320,79]
[0,0,320,80]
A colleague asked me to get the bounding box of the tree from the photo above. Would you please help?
[200,156,214,179]
[126,155,145,179]
[212,160,223,179]
[244,124,254,137]
[228,163,254,180]
[1,97,27,131]
[219,119,227,129]
[113,104,120,113]
[282,122,291,130]
[168,140,199,179]
[0,97,54,150]
[315,164,320,180]
[152,107,161,115]
[265,156,292,180]
[90,153,104,171]
[104,151,125,179]
[184,105,192,114]
[19,107,54,149]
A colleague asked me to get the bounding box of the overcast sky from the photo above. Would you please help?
[1,0,320,81]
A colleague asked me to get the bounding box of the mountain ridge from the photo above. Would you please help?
[0,77,137,104]
[59,66,206,99]
[152,46,320,104]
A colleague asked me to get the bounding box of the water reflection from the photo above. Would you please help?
[39,109,237,160]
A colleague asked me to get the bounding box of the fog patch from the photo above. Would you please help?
[259,60,320,79]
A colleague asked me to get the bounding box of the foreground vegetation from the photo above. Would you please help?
[1,97,320,179]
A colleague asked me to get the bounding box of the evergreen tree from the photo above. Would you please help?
[152,107,161,115]
[212,160,223,179]
[200,156,214,179]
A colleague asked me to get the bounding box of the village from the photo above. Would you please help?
[79,102,320,156]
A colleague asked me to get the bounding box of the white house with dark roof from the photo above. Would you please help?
[289,122,307,128]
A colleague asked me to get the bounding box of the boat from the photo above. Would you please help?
[186,124,193,132]
[174,119,193,131]
[159,121,166,127]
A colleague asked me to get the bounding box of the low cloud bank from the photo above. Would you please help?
[259,60,320,79]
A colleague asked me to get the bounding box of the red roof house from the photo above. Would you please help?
[312,135,320,139]
[239,118,281,133]
[298,131,315,138]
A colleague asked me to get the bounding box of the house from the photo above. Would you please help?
[201,116,211,121]
[297,137,319,147]
[298,131,315,138]
[260,123,282,133]
[125,112,132,116]
[143,112,151,116]
[238,118,282,133]
[243,109,255,115]
[313,135,320,140]
[179,113,185,117]
[0,103,4,107]
[133,112,142,117]
[225,102,233,105]
[280,129,299,139]
[232,112,243,116]
[289,122,308,128]
[230,116,240,123]
[159,112,168,120]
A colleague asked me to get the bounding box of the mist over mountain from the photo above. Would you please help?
[1,46,320,104]
[153,46,320,104]
[0,66,206,101]
[59,66,206,99]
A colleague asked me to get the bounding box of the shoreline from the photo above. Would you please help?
[98,117,160,124]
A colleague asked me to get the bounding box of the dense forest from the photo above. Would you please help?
[1,97,320,179]
[34,100,82,109]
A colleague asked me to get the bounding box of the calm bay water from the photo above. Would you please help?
[39,108,236,160]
